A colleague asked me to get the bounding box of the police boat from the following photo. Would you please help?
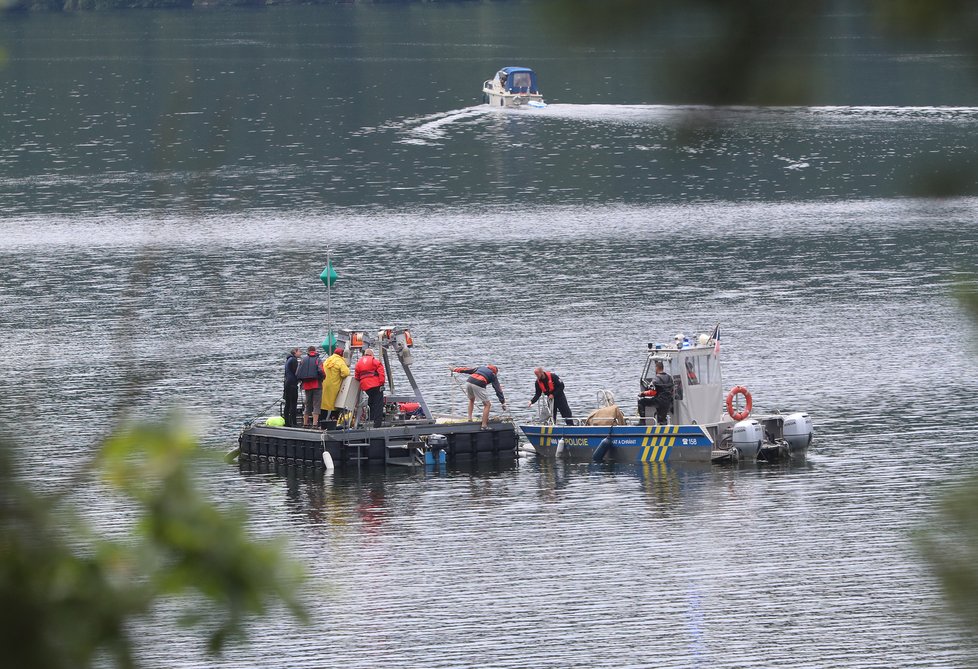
[519,329,814,464]
[482,66,546,108]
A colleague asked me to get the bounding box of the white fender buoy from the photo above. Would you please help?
[322,450,334,471]
[555,437,565,457]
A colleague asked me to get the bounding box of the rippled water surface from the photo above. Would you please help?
[2,4,978,668]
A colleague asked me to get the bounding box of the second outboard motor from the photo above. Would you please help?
[782,413,814,452]
[731,419,763,460]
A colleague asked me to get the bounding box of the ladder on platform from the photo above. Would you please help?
[384,436,424,467]
[341,439,370,466]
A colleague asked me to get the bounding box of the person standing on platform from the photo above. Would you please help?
[321,347,350,421]
[355,348,386,428]
[283,347,301,427]
[453,364,507,429]
[296,345,325,428]
[528,367,573,425]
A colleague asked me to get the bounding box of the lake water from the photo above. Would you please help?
[3,4,978,667]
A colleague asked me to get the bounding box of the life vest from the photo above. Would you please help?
[296,353,322,381]
[466,366,496,388]
[355,355,385,391]
[536,372,556,396]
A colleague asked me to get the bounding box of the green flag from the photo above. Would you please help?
[320,262,338,288]
[321,332,338,353]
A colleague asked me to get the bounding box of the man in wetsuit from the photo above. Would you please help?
[638,360,674,425]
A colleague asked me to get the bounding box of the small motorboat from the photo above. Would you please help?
[482,66,546,108]
[519,328,814,464]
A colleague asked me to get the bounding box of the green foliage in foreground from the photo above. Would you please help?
[959,284,978,328]
[0,419,307,669]
[918,286,978,634]
[919,475,978,633]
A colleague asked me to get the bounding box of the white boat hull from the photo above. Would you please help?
[483,90,546,108]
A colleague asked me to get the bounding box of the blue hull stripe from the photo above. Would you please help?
[520,423,712,462]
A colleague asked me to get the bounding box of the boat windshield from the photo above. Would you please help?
[641,353,674,388]
[509,71,533,92]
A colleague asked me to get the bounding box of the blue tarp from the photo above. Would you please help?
[496,66,539,94]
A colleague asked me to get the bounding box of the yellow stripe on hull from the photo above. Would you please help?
[640,434,678,462]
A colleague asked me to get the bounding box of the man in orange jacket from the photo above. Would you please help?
[355,348,386,428]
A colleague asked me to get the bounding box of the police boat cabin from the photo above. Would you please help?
[519,331,813,464]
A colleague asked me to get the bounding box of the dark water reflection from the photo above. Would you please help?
[4,6,978,214]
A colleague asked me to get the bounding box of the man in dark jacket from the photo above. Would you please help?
[528,368,573,425]
[638,360,674,425]
[296,346,325,428]
[283,347,300,427]
[453,364,507,429]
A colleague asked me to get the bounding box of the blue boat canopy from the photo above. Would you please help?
[495,66,539,94]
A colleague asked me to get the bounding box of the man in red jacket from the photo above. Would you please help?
[354,348,386,428]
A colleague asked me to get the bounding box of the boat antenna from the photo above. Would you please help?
[320,246,338,352]
[326,246,331,348]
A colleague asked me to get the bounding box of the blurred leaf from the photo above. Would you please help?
[1,445,147,669]
[543,0,978,106]
[918,473,978,630]
[1,417,307,669]
[957,281,978,325]
[872,0,976,38]
[100,417,308,651]
[542,0,825,105]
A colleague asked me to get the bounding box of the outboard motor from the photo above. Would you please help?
[425,433,448,465]
[782,413,814,453]
[731,419,763,460]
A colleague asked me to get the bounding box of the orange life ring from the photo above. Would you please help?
[726,385,753,421]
